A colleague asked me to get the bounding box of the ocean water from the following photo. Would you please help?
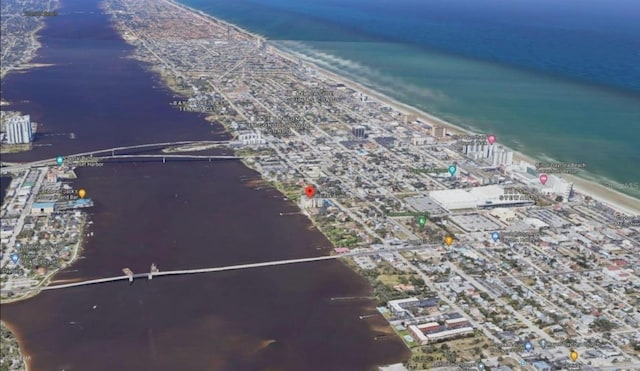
[182,0,640,198]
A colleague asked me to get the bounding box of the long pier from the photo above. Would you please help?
[42,245,434,291]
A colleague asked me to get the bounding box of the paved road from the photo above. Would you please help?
[1,168,46,267]
[445,261,554,342]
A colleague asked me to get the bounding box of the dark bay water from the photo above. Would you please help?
[0,0,409,369]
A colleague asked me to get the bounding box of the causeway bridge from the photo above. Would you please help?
[98,154,239,162]
[0,140,233,174]
[42,245,435,291]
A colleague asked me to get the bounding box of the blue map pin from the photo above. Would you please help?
[491,232,500,242]
[56,156,64,166]
[524,341,533,352]
[448,165,457,176]
[11,253,19,264]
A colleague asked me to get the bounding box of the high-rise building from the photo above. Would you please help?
[490,146,514,166]
[403,114,417,124]
[352,126,366,138]
[486,143,493,159]
[6,115,32,144]
[464,142,512,165]
[548,175,573,202]
[432,126,447,138]
[506,151,514,166]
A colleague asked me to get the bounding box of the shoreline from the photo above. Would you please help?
[0,320,30,371]
[0,0,59,80]
[1,196,88,371]
[167,0,639,216]
[0,219,86,305]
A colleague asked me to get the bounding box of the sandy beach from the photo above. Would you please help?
[165,0,639,216]
[307,70,640,215]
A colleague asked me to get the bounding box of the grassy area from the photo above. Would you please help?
[234,147,276,158]
[403,334,495,370]
[270,180,302,203]
[322,225,359,247]
[448,336,494,359]
[404,345,448,370]
[152,65,192,96]
[378,274,401,287]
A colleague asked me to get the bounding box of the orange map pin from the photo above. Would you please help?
[444,235,454,246]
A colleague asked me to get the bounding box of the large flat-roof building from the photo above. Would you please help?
[388,297,420,317]
[425,327,474,342]
[235,130,266,146]
[445,317,470,329]
[429,185,534,211]
[408,323,474,345]
[408,322,441,345]
[387,297,440,318]
[31,202,55,215]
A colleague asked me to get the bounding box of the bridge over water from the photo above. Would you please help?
[98,154,239,162]
[42,245,434,291]
[0,140,232,174]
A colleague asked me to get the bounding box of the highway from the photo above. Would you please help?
[41,245,436,291]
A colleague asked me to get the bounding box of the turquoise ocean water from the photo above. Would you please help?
[180,0,640,199]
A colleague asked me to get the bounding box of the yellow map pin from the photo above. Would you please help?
[444,235,454,246]
[570,350,578,362]
[78,189,87,199]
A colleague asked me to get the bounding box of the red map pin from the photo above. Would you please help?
[305,185,316,198]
